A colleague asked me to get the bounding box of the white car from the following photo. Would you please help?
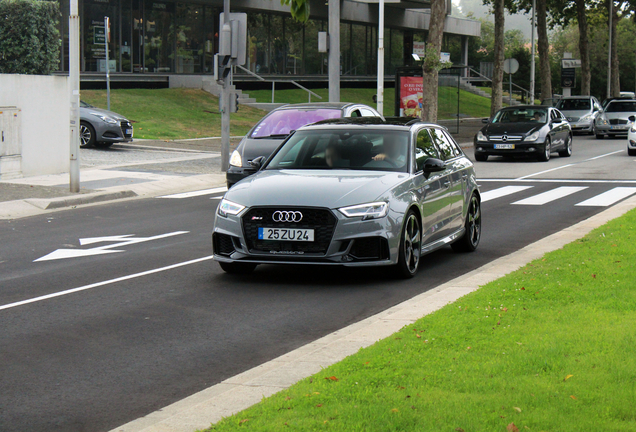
[627,115,636,156]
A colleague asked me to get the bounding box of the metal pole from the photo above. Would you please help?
[509,73,512,105]
[376,0,384,116]
[529,0,535,105]
[105,17,111,111]
[69,0,80,192]
[221,0,230,172]
[607,0,612,99]
[272,81,275,103]
[328,0,340,102]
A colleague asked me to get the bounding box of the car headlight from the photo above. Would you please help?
[476,131,488,142]
[339,202,388,220]
[217,199,245,218]
[525,130,541,142]
[90,112,118,124]
[596,117,607,125]
[229,150,242,167]
[579,114,592,122]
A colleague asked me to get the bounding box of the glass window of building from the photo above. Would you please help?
[144,0,174,73]
[247,13,268,74]
[303,18,325,75]
[175,3,204,73]
[285,16,304,75]
[270,15,284,74]
[340,22,351,75]
[203,6,216,73]
[390,28,404,74]
[82,0,118,72]
[350,24,367,75]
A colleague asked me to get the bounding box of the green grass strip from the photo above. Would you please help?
[206,209,636,431]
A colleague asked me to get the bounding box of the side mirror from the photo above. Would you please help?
[248,156,266,170]
[421,158,446,175]
[629,116,636,122]
[551,118,563,124]
[481,118,489,124]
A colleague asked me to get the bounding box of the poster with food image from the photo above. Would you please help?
[400,76,423,117]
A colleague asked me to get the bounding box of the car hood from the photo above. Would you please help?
[236,137,286,163]
[80,107,129,121]
[226,169,408,208]
[481,123,541,136]
[603,112,636,120]
[559,109,592,118]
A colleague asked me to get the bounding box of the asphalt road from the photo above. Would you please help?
[1,135,634,432]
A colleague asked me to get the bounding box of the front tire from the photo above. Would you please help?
[558,134,572,157]
[538,138,551,162]
[394,210,422,279]
[80,122,96,148]
[451,194,481,253]
[219,262,257,274]
[475,153,488,162]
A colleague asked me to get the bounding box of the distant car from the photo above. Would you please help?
[213,118,481,278]
[226,102,383,188]
[620,91,636,98]
[474,105,573,162]
[80,101,133,148]
[555,96,602,134]
[627,115,636,156]
[594,99,636,139]
[540,96,562,107]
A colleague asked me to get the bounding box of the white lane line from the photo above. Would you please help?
[209,195,225,200]
[515,150,624,180]
[479,179,636,184]
[512,186,588,206]
[0,255,215,312]
[575,187,636,207]
[158,187,227,199]
[481,185,533,202]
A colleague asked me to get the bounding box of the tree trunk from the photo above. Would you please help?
[537,0,552,101]
[610,2,620,97]
[576,0,590,95]
[490,0,504,117]
[421,0,446,122]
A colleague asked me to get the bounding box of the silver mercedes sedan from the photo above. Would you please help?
[212,119,481,278]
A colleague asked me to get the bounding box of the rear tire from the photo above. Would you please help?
[394,210,422,279]
[558,134,572,157]
[219,262,257,274]
[451,194,481,253]
[475,153,488,162]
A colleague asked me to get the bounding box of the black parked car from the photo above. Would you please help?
[474,105,572,162]
[226,102,382,188]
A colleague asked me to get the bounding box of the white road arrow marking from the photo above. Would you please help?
[34,231,189,262]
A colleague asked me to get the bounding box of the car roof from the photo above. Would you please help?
[298,116,442,131]
[558,96,593,100]
[500,105,552,110]
[275,102,366,110]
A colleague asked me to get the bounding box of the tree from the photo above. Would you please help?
[281,0,309,22]
[575,0,591,95]
[420,0,447,122]
[491,0,505,117]
[610,0,621,97]
[537,0,552,100]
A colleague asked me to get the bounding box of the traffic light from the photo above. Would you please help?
[230,92,239,113]
[214,54,231,83]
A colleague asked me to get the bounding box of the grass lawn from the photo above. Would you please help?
[80,89,266,140]
[206,209,636,431]
[247,86,493,119]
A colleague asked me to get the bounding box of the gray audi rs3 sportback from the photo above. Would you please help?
[213,118,481,278]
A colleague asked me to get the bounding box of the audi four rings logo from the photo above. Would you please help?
[272,211,303,222]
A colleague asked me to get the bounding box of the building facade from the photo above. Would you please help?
[56,0,480,81]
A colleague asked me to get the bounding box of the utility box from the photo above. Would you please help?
[0,107,22,180]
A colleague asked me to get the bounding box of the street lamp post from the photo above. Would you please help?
[69,0,80,192]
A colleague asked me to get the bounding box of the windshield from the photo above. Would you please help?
[250,108,342,138]
[605,101,636,113]
[265,129,410,173]
[492,108,548,124]
[556,99,590,111]
[80,100,93,108]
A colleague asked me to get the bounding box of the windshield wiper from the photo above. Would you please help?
[252,134,290,139]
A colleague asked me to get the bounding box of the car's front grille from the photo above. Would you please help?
[567,117,579,122]
[489,135,523,142]
[609,119,629,125]
[121,121,133,137]
[242,207,337,254]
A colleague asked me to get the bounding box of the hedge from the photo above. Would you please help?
[0,0,61,74]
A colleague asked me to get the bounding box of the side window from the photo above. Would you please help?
[415,129,439,171]
[430,128,456,160]
[350,109,361,117]
[442,130,463,157]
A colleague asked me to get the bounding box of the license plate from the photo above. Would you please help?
[494,144,515,149]
[610,126,626,130]
[258,228,314,242]
[126,128,133,135]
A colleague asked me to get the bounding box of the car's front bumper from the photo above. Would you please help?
[595,123,630,135]
[96,120,134,143]
[569,120,594,133]
[474,140,547,156]
[212,206,402,267]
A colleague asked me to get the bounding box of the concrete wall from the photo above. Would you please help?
[0,74,69,178]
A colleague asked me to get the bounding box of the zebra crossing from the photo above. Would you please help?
[480,183,636,207]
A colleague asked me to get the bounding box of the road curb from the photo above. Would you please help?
[110,194,636,432]
[24,190,138,210]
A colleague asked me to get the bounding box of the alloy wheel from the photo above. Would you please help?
[80,124,92,147]
[467,195,481,248]
[403,213,421,274]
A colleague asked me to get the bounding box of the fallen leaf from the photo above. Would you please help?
[503,307,508,312]
[592,274,596,279]
[416,334,421,338]
[513,407,522,413]
[507,423,520,432]
[564,374,574,381]
[316,404,323,407]
[325,376,338,381]
[570,395,577,400]
[391,408,399,413]
[324,420,328,424]
[467,346,472,350]
[239,419,249,424]
[455,428,465,432]
[497,321,501,326]
[521,287,525,290]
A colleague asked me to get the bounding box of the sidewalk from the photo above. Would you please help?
[0,138,235,219]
